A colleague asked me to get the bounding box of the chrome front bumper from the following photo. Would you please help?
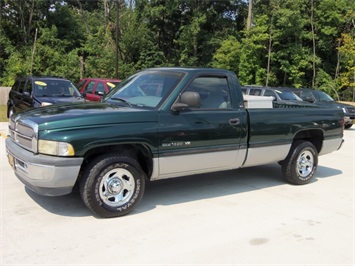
[6,138,83,196]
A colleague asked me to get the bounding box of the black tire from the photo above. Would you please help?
[281,141,318,185]
[80,153,146,218]
[344,124,352,129]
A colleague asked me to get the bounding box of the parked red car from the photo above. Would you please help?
[77,78,121,101]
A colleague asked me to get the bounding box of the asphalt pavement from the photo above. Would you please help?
[0,122,354,265]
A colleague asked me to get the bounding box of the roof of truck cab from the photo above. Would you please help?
[143,67,235,74]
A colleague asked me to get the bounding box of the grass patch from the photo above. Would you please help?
[0,105,8,122]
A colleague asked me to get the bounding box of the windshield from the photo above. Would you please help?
[275,89,303,101]
[103,70,185,108]
[34,79,81,97]
[317,91,334,102]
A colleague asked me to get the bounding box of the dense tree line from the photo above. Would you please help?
[0,0,354,100]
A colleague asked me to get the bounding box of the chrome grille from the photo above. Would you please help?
[16,123,34,135]
[9,117,38,153]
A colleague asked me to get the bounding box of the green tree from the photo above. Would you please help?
[238,14,269,85]
[212,36,241,74]
[337,33,355,100]
[270,0,312,87]
[178,12,206,66]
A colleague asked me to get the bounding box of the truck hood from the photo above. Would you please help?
[15,102,158,131]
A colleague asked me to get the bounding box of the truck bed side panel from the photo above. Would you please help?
[242,108,343,167]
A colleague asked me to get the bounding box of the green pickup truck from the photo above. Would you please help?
[6,67,344,217]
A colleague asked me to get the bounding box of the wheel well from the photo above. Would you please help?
[79,144,153,181]
[293,129,323,153]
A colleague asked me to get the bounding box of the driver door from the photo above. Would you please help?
[157,74,245,178]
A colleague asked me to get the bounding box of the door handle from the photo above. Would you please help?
[229,118,240,125]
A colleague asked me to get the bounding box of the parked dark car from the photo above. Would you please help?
[241,85,315,108]
[290,88,355,129]
[77,78,121,101]
[7,76,84,118]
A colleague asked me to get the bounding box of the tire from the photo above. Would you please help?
[344,124,352,129]
[281,141,318,185]
[80,153,146,218]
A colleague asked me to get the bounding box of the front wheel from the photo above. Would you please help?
[80,154,146,218]
[281,141,318,185]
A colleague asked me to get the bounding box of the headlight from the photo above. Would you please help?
[342,107,347,113]
[38,140,75,156]
[41,102,53,106]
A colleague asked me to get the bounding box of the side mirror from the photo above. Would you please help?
[96,91,105,96]
[171,91,200,112]
[171,102,189,111]
[304,97,314,103]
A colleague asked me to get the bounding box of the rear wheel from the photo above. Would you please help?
[80,153,146,218]
[282,141,318,185]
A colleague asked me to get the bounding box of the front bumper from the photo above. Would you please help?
[6,138,83,196]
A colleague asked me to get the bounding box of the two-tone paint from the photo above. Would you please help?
[5,68,344,196]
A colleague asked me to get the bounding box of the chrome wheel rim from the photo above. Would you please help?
[99,168,135,207]
[297,150,314,179]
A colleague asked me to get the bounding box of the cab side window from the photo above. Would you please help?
[85,81,95,93]
[96,82,105,94]
[17,80,26,94]
[185,76,231,109]
[263,89,277,100]
[301,91,315,102]
[24,81,32,95]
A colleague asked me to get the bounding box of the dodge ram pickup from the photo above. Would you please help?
[6,67,344,217]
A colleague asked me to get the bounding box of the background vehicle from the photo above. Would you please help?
[7,76,84,118]
[290,88,355,129]
[241,86,314,107]
[6,68,344,218]
[77,78,121,101]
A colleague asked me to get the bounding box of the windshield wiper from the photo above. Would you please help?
[109,97,132,107]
